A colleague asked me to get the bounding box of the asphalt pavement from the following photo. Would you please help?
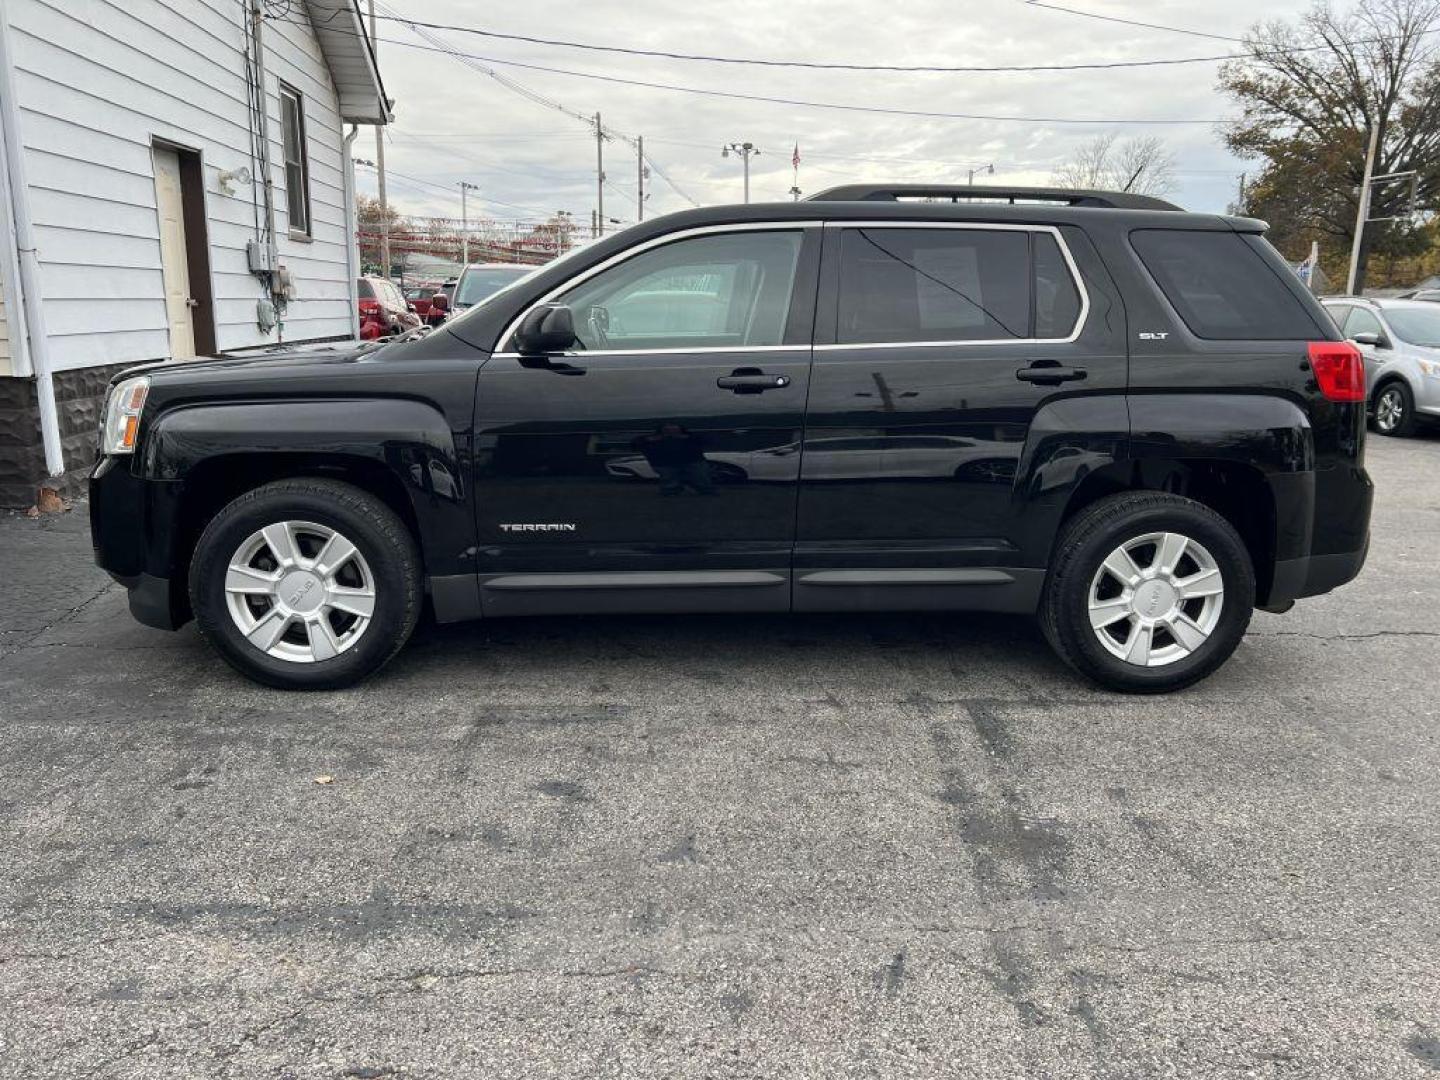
[2,432,1438,1079]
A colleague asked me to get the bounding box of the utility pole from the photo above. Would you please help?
[459,181,478,264]
[723,142,760,203]
[637,134,646,222]
[594,112,605,237]
[1346,125,1381,296]
[367,0,390,279]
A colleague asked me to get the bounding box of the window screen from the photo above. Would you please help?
[279,84,311,235]
[1131,230,1320,340]
[837,228,1032,344]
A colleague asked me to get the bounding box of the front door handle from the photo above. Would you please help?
[1016,363,1087,385]
[717,370,791,393]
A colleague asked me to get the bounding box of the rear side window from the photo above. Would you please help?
[836,228,1084,344]
[1034,233,1082,338]
[1131,229,1320,340]
[838,228,1032,344]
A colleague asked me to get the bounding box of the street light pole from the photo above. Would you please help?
[723,142,761,203]
[459,181,478,264]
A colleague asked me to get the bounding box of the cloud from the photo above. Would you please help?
[353,0,1311,225]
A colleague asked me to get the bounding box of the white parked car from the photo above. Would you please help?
[1322,297,1440,436]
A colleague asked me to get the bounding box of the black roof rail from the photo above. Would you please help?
[804,183,1183,212]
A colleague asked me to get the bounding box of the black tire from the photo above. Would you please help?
[1040,492,1255,694]
[188,479,421,690]
[1371,380,1417,437]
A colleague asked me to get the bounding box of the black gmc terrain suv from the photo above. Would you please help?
[91,185,1372,693]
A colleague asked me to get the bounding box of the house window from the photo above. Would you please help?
[279,83,311,236]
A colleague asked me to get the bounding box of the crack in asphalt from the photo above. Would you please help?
[0,579,117,661]
[1252,629,1440,641]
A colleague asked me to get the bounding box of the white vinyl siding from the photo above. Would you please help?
[0,276,10,375]
[5,0,355,370]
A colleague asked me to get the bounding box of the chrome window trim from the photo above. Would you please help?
[817,220,1090,350]
[494,220,822,357]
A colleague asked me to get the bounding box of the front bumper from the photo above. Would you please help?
[90,456,187,631]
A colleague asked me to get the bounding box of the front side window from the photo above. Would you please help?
[836,228,1072,345]
[279,83,311,236]
[1343,307,1385,341]
[556,230,803,351]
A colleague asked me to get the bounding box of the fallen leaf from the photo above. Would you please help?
[314,775,334,785]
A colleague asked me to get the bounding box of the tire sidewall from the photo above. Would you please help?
[1052,501,1255,693]
[190,485,417,690]
[1373,382,1411,436]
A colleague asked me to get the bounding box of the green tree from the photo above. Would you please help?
[356,194,402,275]
[1219,0,1440,291]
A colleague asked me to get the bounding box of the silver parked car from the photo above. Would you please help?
[1322,297,1440,436]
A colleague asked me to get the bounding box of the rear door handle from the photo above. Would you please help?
[717,371,791,393]
[1016,364,1087,385]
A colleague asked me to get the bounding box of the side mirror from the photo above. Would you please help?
[1350,331,1382,347]
[515,304,577,355]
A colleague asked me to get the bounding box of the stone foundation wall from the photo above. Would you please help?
[0,361,137,507]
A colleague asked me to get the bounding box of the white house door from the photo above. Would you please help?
[152,146,196,360]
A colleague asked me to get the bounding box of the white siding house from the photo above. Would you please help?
[0,0,389,506]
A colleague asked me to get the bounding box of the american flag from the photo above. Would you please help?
[792,144,801,169]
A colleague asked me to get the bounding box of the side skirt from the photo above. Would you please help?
[430,567,1047,621]
[793,567,1045,615]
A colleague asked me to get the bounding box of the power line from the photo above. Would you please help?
[287,21,1227,124]
[340,8,1241,72]
[1020,1,1244,43]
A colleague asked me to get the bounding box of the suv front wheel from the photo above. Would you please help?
[189,479,422,690]
[1041,493,1255,693]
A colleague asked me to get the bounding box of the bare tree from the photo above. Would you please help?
[1052,134,1177,196]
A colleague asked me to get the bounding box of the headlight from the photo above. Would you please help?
[1418,358,1440,379]
[101,375,150,455]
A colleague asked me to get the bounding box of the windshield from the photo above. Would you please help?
[456,267,531,307]
[1385,307,1440,347]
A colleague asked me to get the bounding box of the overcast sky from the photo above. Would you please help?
[350,0,1316,228]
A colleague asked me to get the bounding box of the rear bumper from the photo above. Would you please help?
[1269,537,1370,605]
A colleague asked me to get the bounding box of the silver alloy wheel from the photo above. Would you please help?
[1087,531,1224,668]
[1375,386,1404,433]
[223,520,376,663]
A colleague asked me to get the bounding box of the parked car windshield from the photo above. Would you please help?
[456,267,531,307]
[1384,306,1440,347]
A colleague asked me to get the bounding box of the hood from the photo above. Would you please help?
[128,338,390,387]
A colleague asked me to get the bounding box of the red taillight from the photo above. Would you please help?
[1308,341,1366,402]
[358,299,380,314]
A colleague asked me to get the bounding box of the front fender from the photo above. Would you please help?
[141,398,473,578]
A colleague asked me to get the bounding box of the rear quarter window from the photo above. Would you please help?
[1131,229,1321,341]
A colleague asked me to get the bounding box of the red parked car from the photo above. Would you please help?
[403,281,443,319]
[357,277,421,340]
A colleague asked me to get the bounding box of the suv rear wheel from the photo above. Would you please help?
[189,479,421,690]
[1041,492,1255,693]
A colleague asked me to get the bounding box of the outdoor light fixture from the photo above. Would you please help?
[216,166,253,196]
